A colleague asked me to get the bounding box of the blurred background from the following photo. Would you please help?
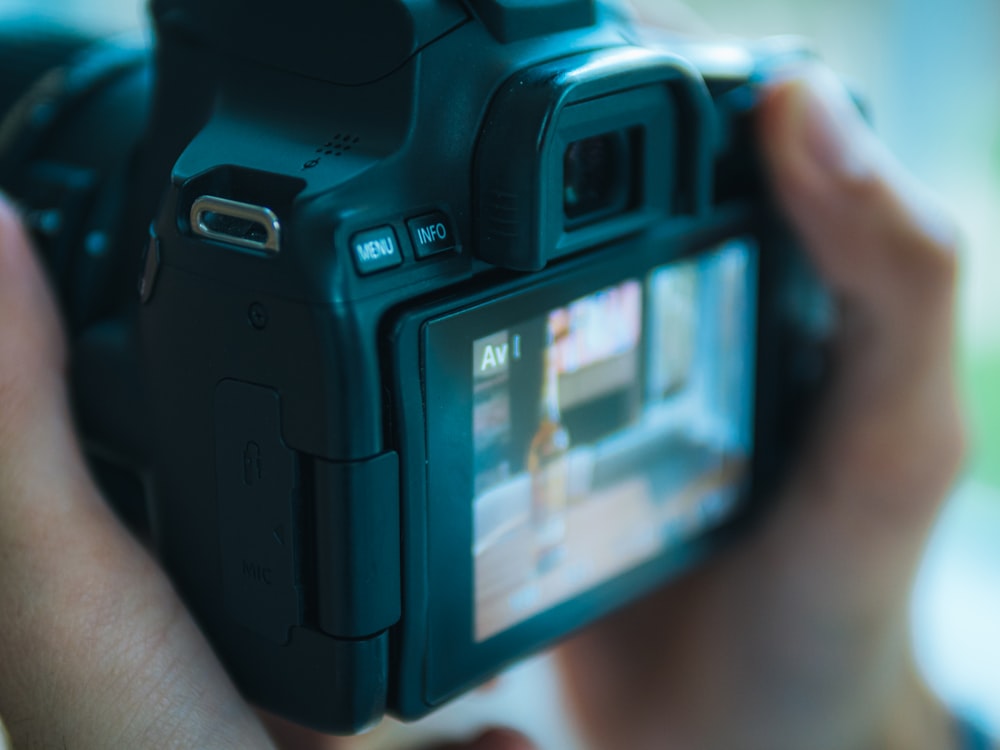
[0,0,997,745]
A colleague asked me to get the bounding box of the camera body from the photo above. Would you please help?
[0,0,828,733]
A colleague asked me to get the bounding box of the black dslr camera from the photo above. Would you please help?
[0,0,827,733]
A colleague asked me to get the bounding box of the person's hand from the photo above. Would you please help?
[0,196,279,747]
[556,65,965,750]
[0,198,534,750]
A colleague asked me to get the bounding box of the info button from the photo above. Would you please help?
[407,212,459,259]
[351,226,403,275]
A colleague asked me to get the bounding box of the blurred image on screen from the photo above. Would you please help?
[472,240,757,641]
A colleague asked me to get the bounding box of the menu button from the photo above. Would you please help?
[351,226,403,275]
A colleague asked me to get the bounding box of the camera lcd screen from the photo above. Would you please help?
[470,240,757,641]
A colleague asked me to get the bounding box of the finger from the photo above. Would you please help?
[0,195,67,468]
[756,65,959,395]
[756,66,964,525]
[745,67,965,702]
[0,196,274,749]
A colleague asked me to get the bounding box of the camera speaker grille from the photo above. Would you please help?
[316,133,361,157]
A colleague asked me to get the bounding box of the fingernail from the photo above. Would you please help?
[795,66,877,180]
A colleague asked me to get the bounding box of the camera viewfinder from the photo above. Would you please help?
[562,128,639,227]
[475,47,714,272]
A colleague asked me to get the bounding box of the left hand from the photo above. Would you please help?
[0,195,530,750]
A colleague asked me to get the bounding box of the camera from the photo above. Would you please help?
[0,0,828,733]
